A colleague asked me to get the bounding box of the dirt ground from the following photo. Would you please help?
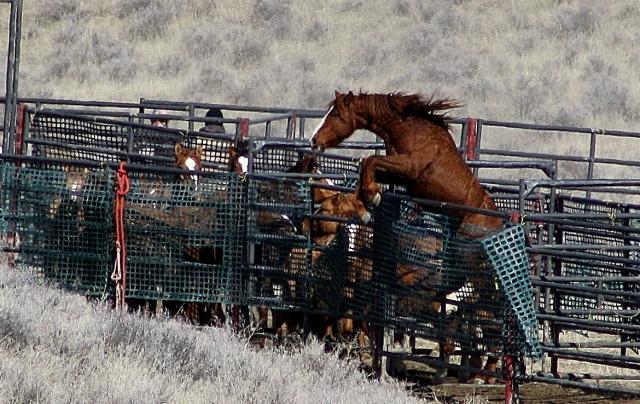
[413,382,637,403]
[390,356,637,403]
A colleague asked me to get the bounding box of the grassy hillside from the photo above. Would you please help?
[1,0,640,131]
[0,264,421,403]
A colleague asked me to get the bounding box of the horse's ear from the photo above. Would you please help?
[334,90,341,98]
[175,143,183,155]
[344,91,354,106]
[195,145,203,159]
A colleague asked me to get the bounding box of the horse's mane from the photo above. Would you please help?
[348,92,462,129]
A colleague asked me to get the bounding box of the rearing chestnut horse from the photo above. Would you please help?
[311,91,503,383]
[310,91,502,235]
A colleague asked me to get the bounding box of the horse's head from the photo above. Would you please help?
[286,155,318,174]
[228,146,249,174]
[311,90,360,151]
[174,143,203,188]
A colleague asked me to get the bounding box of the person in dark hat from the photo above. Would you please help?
[151,109,170,128]
[199,108,225,134]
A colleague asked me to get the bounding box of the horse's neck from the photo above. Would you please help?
[364,123,398,155]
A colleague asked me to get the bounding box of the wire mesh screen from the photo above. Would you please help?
[365,198,507,354]
[245,176,320,312]
[314,153,361,187]
[186,132,236,172]
[252,147,299,173]
[553,196,640,326]
[124,172,246,304]
[29,112,128,161]
[27,112,237,173]
[251,148,361,187]
[129,126,184,166]
[1,162,113,295]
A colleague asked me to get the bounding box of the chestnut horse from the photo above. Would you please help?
[310,91,501,233]
[172,142,226,325]
[175,143,203,189]
[311,91,503,383]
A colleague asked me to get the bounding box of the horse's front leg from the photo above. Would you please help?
[356,155,415,223]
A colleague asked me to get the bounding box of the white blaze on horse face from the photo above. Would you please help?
[184,157,199,190]
[311,106,333,140]
[238,156,249,174]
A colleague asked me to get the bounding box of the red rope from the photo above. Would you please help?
[504,354,515,404]
[111,162,130,309]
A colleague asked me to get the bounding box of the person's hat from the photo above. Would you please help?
[152,109,170,118]
[205,108,224,119]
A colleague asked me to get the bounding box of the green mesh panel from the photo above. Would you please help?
[29,111,236,172]
[337,222,376,322]
[481,225,542,359]
[335,198,506,354]
[3,163,113,294]
[553,196,640,326]
[246,176,318,312]
[29,112,128,162]
[309,228,350,316]
[0,163,9,234]
[124,172,246,303]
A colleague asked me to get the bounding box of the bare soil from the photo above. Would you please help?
[420,382,636,403]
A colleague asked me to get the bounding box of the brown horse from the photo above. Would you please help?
[172,142,226,325]
[175,143,204,189]
[310,91,501,234]
[228,145,249,175]
[311,91,503,383]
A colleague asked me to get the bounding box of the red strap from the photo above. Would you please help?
[466,118,478,161]
[112,162,130,309]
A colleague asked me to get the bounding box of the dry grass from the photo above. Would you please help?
[0,1,639,129]
[0,258,423,404]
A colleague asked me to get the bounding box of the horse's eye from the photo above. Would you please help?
[330,108,339,117]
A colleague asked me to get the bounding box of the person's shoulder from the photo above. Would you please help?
[200,125,225,134]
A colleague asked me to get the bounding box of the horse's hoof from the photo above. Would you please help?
[371,192,381,207]
[360,211,372,224]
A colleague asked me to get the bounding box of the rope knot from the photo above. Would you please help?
[113,162,129,310]
[116,162,131,197]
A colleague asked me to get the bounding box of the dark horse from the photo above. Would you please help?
[311,91,503,383]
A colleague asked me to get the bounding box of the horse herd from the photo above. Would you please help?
[165,91,505,383]
[43,91,505,384]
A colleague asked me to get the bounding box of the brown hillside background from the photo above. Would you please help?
[2,0,640,131]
